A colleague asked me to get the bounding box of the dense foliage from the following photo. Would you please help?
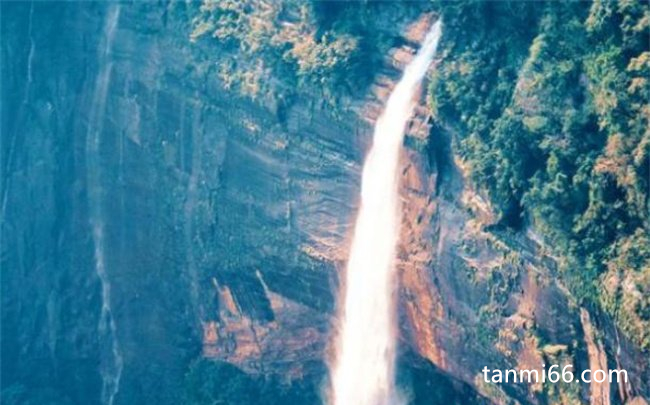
[191,0,426,102]
[191,0,357,99]
[430,0,649,348]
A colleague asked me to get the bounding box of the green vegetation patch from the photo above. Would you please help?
[430,0,649,349]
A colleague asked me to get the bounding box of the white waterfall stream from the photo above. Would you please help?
[86,6,123,405]
[330,20,442,405]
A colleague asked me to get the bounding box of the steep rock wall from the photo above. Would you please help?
[2,3,647,405]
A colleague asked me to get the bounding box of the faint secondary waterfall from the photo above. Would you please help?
[330,20,442,405]
[86,6,123,405]
[2,1,35,218]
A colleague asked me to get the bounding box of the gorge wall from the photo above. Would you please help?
[1,2,648,405]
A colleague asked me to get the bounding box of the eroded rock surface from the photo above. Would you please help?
[2,3,647,405]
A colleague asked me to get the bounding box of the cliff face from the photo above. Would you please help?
[2,3,354,403]
[1,3,647,405]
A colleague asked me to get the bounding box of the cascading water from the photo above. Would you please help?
[86,6,123,405]
[330,20,442,405]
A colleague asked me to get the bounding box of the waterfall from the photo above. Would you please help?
[2,1,35,218]
[86,6,123,405]
[330,20,442,405]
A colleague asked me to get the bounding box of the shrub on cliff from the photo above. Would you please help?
[190,0,363,100]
